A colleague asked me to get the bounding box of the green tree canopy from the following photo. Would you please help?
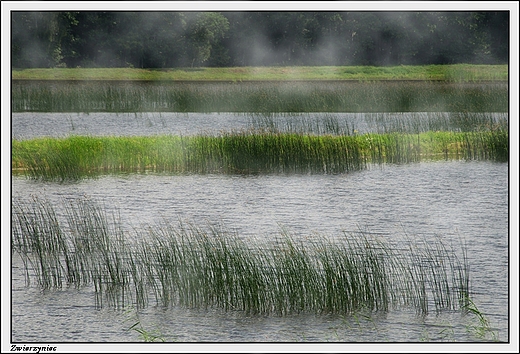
[11,11,509,68]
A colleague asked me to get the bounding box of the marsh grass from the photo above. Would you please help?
[461,294,500,341]
[124,307,167,342]
[247,112,508,137]
[12,196,472,317]
[12,80,508,113]
[361,112,508,134]
[12,128,508,181]
[11,197,68,288]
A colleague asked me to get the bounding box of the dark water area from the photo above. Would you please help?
[11,160,509,343]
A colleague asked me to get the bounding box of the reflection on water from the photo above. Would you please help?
[11,160,508,342]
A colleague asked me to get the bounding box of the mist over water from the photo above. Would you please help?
[7,7,512,346]
[11,11,509,68]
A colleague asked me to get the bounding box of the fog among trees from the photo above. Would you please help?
[11,11,509,68]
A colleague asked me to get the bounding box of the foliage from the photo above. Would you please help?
[185,13,230,67]
[11,12,509,68]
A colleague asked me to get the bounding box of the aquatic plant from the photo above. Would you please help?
[12,128,508,181]
[461,293,500,342]
[11,196,69,288]
[124,307,167,342]
[11,80,508,113]
[12,196,472,317]
[247,112,508,136]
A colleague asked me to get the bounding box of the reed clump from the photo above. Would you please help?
[12,196,471,316]
[12,80,508,113]
[12,128,508,181]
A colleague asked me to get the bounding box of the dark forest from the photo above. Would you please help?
[11,11,509,68]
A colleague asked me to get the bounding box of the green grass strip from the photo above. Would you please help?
[12,64,508,81]
[12,130,508,181]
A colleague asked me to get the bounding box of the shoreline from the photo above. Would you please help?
[11,64,509,82]
[12,79,508,84]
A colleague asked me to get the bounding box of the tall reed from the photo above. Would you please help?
[12,80,508,113]
[12,196,472,316]
[12,129,508,181]
[12,197,69,288]
[247,112,508,135]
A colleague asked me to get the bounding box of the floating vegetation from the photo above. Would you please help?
[12,196,471,316]
[12,128,508,181]
[11,80,508,113]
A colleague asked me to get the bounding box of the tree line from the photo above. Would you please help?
[11,11,509,68]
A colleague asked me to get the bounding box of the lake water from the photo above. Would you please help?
[11,161,509,343]
[9,112,510,345]
[11,111,508,140]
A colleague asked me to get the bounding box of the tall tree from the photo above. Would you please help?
[12,12,65,67]
[184,12,229,67]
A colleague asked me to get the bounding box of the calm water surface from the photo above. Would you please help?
[11,160,509,343]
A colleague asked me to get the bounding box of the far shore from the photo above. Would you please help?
[11,64,508,82]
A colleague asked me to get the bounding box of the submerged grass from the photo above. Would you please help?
[12,196,472,317]
[12,80,508,113]
[12,128,508,181]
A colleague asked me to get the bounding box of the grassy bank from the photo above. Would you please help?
[12,64,508,81]
[12,129,508,181]
[12,195,470,316]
